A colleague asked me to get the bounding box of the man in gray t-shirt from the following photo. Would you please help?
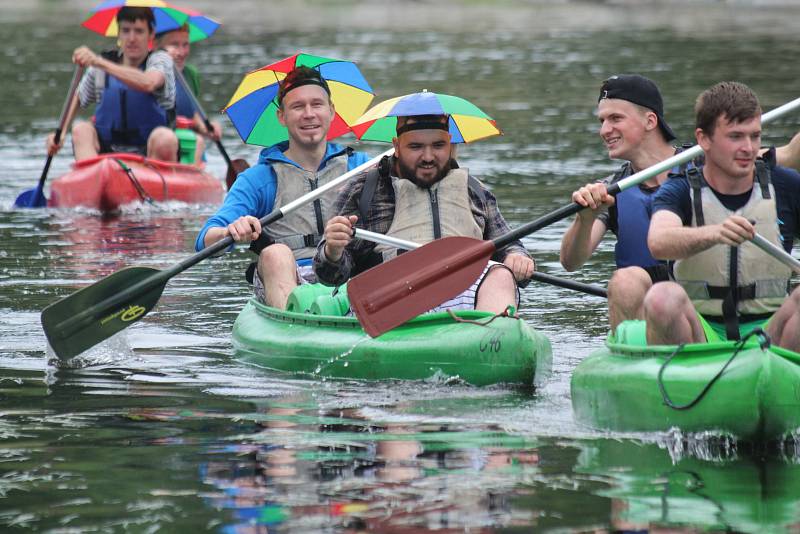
[46,7,178,162]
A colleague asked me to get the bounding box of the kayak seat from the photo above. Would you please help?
[309,291,351,316]
[285,283,350,316]
[611,319,648,347]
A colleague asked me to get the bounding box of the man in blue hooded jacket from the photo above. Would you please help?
[196,66,370,309]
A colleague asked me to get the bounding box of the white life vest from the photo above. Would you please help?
[673,162,790,337]
[264,152,350,260]
[374,167,484,260]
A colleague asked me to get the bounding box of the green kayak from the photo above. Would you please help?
[232,284,552,387]
[571,321,800,442]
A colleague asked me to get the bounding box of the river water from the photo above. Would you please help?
[3,2,800,531]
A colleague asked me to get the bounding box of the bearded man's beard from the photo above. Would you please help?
[396,158,451,188]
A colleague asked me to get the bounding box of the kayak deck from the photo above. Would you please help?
[571,326,800,442]
[232,287,552,387]
[49,153,224,211]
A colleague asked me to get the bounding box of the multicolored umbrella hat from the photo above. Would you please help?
[351,90,502,144]
[156,3,220,42]
[223,53,375,148]
[82,1,221,43]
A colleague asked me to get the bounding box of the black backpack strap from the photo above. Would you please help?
[685,167,705,227]
[358,155,391,222]
[467,174,487,206]
[754,157,772,199]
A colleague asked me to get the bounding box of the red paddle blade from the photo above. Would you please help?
[348,236,497,337]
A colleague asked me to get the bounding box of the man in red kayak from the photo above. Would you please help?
[45,7,178,162]
[643,81,800,350]
[315,113,534,314]
[157,24,221,165]
[196,66,371,309]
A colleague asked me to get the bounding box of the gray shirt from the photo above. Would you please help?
[77,49,175,110]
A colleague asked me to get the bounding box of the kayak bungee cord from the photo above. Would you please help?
[657,328,772,411]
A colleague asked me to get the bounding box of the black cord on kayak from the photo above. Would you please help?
[446,305,517,326]
[658,328,771,411]
[115,158,154,204]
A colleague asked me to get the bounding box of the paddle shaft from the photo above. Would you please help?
[354,229,608,298]
[492,95,800,251]
[53,149,393,336]
[751,232,800,274]
[173,67,234,167]
[35,66,84,199]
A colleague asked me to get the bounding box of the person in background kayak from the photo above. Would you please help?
[45,7,178,162]
[644,81,800,349]
[559,74,679,331]
[196,66,371,309]
[315,114,534,315]
[560,74,800,332]
[156,24,222,165]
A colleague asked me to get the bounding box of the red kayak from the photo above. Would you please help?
[49,153,224,211]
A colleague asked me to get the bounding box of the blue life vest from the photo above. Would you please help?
[94,52,170,149]
[612,163,661,270]
[608,148,697,282]
[174,76,195,118]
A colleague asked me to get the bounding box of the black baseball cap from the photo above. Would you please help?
[598,74,676,141]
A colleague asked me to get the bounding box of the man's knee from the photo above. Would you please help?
[608,267,652,299]
[147,127,179,161]
[72,120,95,138]
[258,244,296,275]
[787,286,800,309]
[71,121,100,159]
[642,281,688,318]
[485,264,516,289]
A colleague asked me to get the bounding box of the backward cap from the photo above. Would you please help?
[599,74,676,141]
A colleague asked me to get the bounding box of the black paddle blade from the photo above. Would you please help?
[41,266,166,360]
[348,236,496,337]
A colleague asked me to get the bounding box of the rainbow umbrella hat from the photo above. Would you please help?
[351,90,502,144]
[82,1,221,42]
[223,53,374,148]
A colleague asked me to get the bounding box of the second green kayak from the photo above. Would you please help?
[571,321,800,442]
[232,284,552,387]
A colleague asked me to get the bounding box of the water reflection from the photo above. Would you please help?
[199,395,545,532]
[574,438,800,532]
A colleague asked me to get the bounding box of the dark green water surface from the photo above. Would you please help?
[2,2,800,531]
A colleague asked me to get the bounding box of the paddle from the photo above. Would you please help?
[354,229,608,298]
[173,68,249,189]
[347,96,800,337]
[14,66,84,208]
[751,232,800,274]
[41,148,394,360]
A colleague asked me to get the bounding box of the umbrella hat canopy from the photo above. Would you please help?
[223,53,375,148]
[82,1,220,43]
[352,90,502,144]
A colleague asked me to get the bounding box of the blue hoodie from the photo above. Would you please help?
[195,141,372,253]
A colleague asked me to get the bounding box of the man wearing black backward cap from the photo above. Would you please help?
[559,74,681,330]
[315,113,535,314]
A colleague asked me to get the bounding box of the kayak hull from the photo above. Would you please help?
[571,336,800,441]
[48,153,224,211]
[232,299,552,387]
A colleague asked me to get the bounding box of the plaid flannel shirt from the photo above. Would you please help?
[313,162,530,286]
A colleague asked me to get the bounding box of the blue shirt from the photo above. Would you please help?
[195,142,372,252]
[652,164,800,252]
